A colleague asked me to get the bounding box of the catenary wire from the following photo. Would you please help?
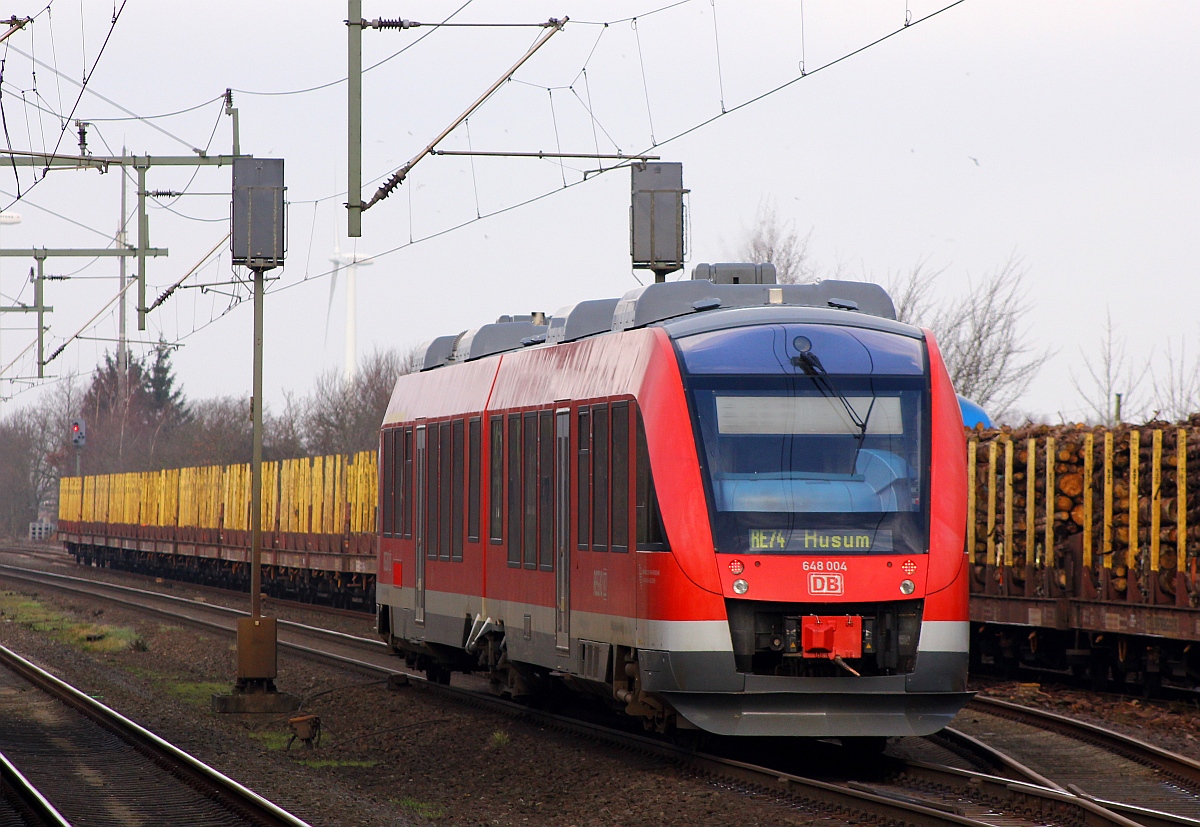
[8,0,970,386]
[231,0,476,97]
[5,42,200,152]
[2,1,129,210]
[270,0,970,296]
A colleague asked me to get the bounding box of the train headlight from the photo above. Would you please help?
[732,578,749,595]
[899,579,915,595]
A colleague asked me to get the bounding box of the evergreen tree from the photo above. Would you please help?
[148,338,190,425]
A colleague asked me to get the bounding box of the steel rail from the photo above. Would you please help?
[0,563,386,650]
[0,565,1012,825]
[0,562,1181,827]
[969,696,1200,790]
[0,748,73,827]
[927,728,1200,827]
[0,644,313,827]
[7,543,373,617]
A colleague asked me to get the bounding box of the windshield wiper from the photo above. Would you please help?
[792,351,876,474]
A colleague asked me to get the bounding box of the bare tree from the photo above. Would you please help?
[0,373,88,536]
[27,372,85,494]
[1069,310,1148,425]
[0,411,42,536]
[168,397,254,467]
[1149,335,1200,423]
[736,199,815,284]
[886,260,945,325]
[265,392,307,460]
[895,257,1051,421]
[302,347,415,455]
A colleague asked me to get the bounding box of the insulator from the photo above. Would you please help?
[368,18,419,29]
[149,190,182,198]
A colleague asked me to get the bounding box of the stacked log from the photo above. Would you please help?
[968,414,1200,598]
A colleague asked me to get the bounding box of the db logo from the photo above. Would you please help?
[808,572,844,595]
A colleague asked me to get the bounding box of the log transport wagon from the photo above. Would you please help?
[56,452,378,609]
[967,420,1200,692]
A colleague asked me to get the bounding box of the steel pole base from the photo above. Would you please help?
[212,617,301,713]
[212,689,300,714]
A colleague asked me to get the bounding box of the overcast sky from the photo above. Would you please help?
[0,0,1195,423]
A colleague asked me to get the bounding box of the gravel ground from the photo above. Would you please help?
[8,544,1200,822]
[0,574,852,827]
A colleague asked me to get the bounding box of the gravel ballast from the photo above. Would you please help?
[0,570,850,827]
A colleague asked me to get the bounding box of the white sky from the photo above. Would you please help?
[0,0,1196,424]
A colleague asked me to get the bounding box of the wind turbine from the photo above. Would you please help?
[328,237,373,382]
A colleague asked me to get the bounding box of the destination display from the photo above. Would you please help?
[748,528,894,553]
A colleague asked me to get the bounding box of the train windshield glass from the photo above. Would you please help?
[677,324,929,556]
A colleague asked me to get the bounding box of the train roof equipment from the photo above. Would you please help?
[416,263,900,372]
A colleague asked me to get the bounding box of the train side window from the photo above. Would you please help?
[592,403,609,551]
[507,413,521,566]
[523,412,538,569]
[452,418,465,562]
[611,402,629,552]
[427,422,440,560]
[489,416,503,544]
[468,417,481,543]
[577,408,590,550]
[392,428,403,538]
[381,429,394,537]
[636,411,668,550]
[403,427,413,538]
[538,410,554,571]
[440,422,453,562]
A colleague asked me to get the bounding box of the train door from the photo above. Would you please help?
[555,408,571,652]
[415,424,426,626]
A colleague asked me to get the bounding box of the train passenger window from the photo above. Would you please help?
[507,413,521,566]
[427,422,440,560]
[452,418,465,562]
[381,429,395,537]
[440,422,453,562]
[636,412,668,549]
[391,428,402,538]
[489,416,503,543]
[611,402,629,552]
[402,427,413,539]
[592,404,609,551]
[468,417,481,543]
[538,410,554,571]
[523,412,538,569]
[577,409,590,550]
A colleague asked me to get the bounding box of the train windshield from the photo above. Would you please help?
[677,323,930,556]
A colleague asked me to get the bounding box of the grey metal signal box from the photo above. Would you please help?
[631,162,687,282]
[70,419,86,448]
[231,158,286,270]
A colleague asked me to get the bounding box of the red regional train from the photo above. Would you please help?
[375,264,970,738]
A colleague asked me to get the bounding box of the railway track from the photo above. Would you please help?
[5,562,1199,827]
[0,748,72,827]
[0,643,311,827]
[959,695,1200,822]
[0,544,369,619]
